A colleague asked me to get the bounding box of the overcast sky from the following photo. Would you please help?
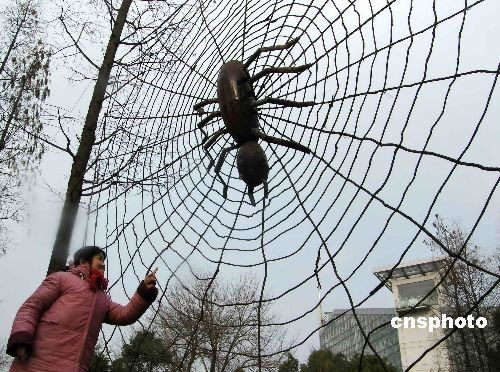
[1,0,499,366]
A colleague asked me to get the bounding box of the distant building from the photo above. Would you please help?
[373,256,450,372]
[319,308,402,371]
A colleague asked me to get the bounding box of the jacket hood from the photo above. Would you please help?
[68,263,91,280]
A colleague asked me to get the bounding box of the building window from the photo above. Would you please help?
[397,279,437,309]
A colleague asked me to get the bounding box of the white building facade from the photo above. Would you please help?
[373,257,451,372]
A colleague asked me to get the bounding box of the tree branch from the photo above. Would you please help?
[6,119,74,157]
[59,15,99,70]
[57,109,75,157]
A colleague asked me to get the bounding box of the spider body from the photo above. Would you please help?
[217,60,259,144]
[194,38,314,206]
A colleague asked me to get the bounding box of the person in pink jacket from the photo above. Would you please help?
[6,246,159,372]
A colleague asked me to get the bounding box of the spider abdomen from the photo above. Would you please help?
[217,60,259,144]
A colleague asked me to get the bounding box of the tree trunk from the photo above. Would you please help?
[186,335,198,372]
[452,282,473,372]
[464,262,488,371]
[46,0,133,275]
[210,346,217,372]
[187,348,196,372]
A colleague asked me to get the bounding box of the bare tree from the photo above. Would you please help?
[424,214,500,372]
[154,274,288,372]
[46,0,193,274]
[0,0,51,256]
[46,0,136,275]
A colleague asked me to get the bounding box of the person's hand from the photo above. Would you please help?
[143,268,157,289]
[16,345,29,362]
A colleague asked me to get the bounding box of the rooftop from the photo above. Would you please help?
[323,308,397,323]
[372,256,448,291]
[327,308,396,316]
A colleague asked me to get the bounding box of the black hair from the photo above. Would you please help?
[73,246,106,266]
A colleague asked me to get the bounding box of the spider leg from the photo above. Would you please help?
[204,128,228,170]
[249,64,312,84]
[213,143,240,199]
[198,111,221,129]
[246,181,268,206]
[205,152,216,173]
[214,143,240,173]
[202,128,227,169]
[253,97,315,108]
[251,128,311,154]
[263,181,269,199]
[203,128,228,152]
[197,111,221,139]
[193,98,218,114]
[247,185,256,206]
[244,37,300,68]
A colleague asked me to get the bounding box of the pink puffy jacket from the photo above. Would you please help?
[6,264,158,372]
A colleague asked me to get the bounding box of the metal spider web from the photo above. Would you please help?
[81,0,499,370]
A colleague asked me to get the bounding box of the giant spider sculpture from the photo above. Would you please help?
[194,37,313,206]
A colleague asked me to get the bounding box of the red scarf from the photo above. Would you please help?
[88,268,108,291]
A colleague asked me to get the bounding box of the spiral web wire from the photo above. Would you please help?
[81,0,499,370]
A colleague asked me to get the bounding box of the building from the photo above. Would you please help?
[319,308,402,371]
[373,256,450,372]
